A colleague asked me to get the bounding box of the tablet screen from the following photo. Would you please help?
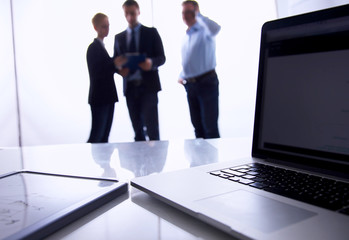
[0,171,127,240]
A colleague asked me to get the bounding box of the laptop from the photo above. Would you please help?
[131,4,349,240]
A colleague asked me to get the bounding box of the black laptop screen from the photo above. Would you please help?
[253,5,349,166]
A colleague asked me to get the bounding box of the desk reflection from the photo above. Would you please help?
[17,139,220,183]
[184,139,218,167]
[90,141,169,180]
[90,140,218,181]
[90,144,117,186]
[116,141,168,177]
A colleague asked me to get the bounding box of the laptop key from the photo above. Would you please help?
[209,171,222,176]
[239,178,254,185]
[218,174,231,179]
[236,169,250,173]
[221,169,245,177]
[250,182,267,189]
[229,176,241,182]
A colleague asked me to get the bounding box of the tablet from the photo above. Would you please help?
[0,171,128,240]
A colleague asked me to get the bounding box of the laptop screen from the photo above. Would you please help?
[253,5,349,167]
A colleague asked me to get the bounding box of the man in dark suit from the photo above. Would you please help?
[87,13,119,143]
[114,0,166,141]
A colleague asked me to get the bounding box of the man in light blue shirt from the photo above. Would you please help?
[179,0,221,139]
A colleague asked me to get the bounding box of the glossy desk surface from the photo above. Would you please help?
[0,138,251,240]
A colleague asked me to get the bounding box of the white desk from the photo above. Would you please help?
[1,138,251,240]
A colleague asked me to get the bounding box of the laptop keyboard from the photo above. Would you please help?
[210,163,349,215]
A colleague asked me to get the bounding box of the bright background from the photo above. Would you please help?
[1,0,348,146]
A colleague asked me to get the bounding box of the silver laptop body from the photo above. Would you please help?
[132,5,349,240]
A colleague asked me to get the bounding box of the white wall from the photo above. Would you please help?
[1,0,277,146]
[0,0,19,146]
[276,0,349,18]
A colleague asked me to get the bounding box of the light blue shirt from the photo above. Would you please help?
[180,13,221,79]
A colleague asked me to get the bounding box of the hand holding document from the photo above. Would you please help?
[123,53,146,71]
[114,56,128,69]
[139,58,153,71]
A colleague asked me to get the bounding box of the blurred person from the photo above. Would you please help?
[87,13,119,143]
[113,0,166,141]
[179,0,221,139]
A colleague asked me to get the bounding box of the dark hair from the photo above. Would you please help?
[182,0,199,7]
[123,0,140,9]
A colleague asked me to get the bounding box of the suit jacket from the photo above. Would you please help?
[113,25,166,95]
[87,39,118,105]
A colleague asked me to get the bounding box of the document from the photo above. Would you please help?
[123,53,146,71]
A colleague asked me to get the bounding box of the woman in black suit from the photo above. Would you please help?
[86,13,119,143]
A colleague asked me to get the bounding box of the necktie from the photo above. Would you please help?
[129,29,136,52]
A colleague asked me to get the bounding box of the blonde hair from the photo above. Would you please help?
[92,13,108,27]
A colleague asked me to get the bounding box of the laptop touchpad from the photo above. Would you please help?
[195,190,316,233]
